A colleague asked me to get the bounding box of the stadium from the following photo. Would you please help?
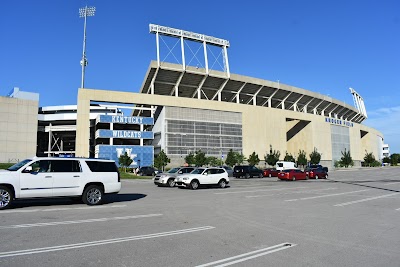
[1,24,384,168]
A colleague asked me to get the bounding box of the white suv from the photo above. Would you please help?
[174,167,229,190]
[0,157,121,209]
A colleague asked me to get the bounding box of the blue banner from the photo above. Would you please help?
[97,130,154,139]
[98,115,154,125]
[96,145,153,168]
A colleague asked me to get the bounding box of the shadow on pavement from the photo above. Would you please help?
[9,193,147,209]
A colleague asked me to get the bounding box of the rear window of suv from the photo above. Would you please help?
[85,161,118,172]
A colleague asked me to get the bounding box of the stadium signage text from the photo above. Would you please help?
[98,115,154,125]
[96,130,154,139]
[325,117,353,127]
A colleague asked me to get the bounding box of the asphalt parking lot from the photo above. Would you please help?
[1,167,400,266]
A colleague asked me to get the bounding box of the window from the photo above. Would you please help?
[50,160,81,172]
[86,161,118,172]
[217,169,225,174]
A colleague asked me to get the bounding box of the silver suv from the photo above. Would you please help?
[153,167,195,187]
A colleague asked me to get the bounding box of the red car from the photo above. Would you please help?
[305,168,328,179]
[263,168,279,177]
[278,169,308,181]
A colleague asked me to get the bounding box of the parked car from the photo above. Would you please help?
[153,167,195,187]
[174,167,229,190]
[137,166,158,176]
[0,157,121,209]
[233,165,263,178]
[278,169,308,181]
[309,164,328,173]
[305,167,328,179]
[219,166,233,177]
[263,168,279,177]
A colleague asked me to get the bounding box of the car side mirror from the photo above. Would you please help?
[178,171,183,174]
[23,166,33,173]
[203,172,208,176]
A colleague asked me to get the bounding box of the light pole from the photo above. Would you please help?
[79,6,96,88]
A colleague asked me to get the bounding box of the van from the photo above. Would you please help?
[0,157,121,209]
[275,161,297,171]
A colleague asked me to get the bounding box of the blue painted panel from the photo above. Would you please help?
[96,145,154,167]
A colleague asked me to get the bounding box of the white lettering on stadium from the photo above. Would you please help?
[112,131,142,138]
[111,116,143,124]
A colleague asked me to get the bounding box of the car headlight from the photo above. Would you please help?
[160,174,168,178]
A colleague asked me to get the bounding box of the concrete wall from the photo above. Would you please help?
[0,96,38,162]
[76,88,383,166]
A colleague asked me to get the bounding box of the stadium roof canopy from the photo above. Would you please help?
[140,61,366,123]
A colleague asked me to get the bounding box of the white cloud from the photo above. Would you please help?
[363,106,400,153]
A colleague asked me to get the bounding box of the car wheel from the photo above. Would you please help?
[258,173,263,178]
[292,176,296,181]
[269,174,271,178]
[167,178,175,187]
[190,180,199,190]
[305,175,309,180]
[315,175,319,180]
[0,186,13,210]
[218,179,227,188]
[82,185,104,205]
[245,173,250,179]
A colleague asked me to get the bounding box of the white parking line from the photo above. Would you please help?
[246,188,337,198]
[334,193,400,207]
[195,242,296,267]
[385,182,400,185]
[215,186,308,195]
[0,214,163,230]
[0,226,215,258]
[285,189,369,202]
[0,204,127,214]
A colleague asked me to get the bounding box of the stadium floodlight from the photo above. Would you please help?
[79,6,96,88]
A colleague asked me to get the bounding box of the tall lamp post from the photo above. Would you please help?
[79,6,96,88]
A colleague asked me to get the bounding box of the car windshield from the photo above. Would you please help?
[7,159,32,171]
[167,168,180,173]
[190,168,205,174]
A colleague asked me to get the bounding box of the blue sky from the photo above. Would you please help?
[1,0,399,153]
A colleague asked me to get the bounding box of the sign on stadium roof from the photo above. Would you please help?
[149,24,230,47]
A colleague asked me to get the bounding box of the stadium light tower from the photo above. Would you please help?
[79,6,96,88]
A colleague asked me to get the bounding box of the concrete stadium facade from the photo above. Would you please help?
[76,61,383,168]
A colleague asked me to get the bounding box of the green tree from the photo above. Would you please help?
[390,153,399,166]
[194,150,207,167]
[265,145,280,167]
[235,152,246,165]
[185,152,195,166]
[118,152,133,172]
[309,148,321,165]
[248,151,260,166]
[153,149,170,171]
[363,151,376,167]
[225,149,237,167]
[296,150,307,168]
[383,156,391,164]
[283,152,296,163]
[339,149,354,168]
[207,156,224,166]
